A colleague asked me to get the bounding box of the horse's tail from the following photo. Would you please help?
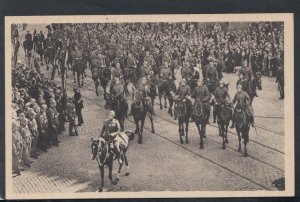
[124,130,135,141]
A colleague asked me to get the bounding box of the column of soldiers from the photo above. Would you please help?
[11,61,82,175]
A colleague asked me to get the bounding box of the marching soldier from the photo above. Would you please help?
[73,87,84,126]
[212,81,231,123]
[47,99,60,147]
[66,96,78,136]
[230,84,254,128]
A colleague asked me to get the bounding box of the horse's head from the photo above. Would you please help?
[91,137,105,160]
[192,100,204,117]
[174,99,187,118]
[133,90,143,104]
[234,108,247,129]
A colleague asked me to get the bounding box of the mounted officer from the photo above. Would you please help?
[175,78,192,117]
[205,59,219,93]
[110,77,128,115]
[212,81,231,124]
[230,84,254,128]
[192,79,211,124]
[99,110,123,164]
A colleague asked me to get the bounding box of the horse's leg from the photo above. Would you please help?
[164,95,167,108]
[149,114,155,134]
[168,97,173,117]
[108,154,117,185]
[95,80,99,96]
[116,160,123,181]
[81,72,84,86]
[185,121,189,144]
[237,130,242,152]
[139,118,145,144]
[221,125,226,150]
[159,93,163,109]
[244,129,249,157]
[196,123,204,149]
[225,124,229,143]
[124,153,130,176]
[98,165,104,192]
[179,122,184,144]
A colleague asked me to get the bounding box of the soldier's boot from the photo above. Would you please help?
[249,115,254,127]
[213,110,217,123]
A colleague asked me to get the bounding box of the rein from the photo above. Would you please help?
[95,141,109,167]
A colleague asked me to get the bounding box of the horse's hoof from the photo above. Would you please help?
[225,139,229,144]
[222,145,226,150]
[98,187,103,192]
[180,139,184,144]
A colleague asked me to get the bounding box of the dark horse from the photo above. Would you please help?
[72,58,85,87]
[174,98,190,144]
[216,102,233,150]
[105,94,128,131]
[131,90,155,144]
[91,131,134,192]
[158,78,176,117]
[90,57,110,98]
[237,72,262,105]
[23,38,33,63]
[233,107,250,157]
[192,100,209,149]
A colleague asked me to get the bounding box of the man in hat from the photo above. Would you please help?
[47,99,60,146]
[230,84,254,128]
[73,87,84,126]
[175,78,192,115]
[212,81,231,124]
[66,96,78,136]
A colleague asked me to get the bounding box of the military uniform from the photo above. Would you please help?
[66,100,78,136]
[36,109,49,151]
[212,86,231,123]
[231,90,254,126]
[143,54,156,67]
[206,66,218,82]
[47,106,60,146]
[160,66,172,79]
[192,84,211,123]
[28,115,39,158]
[19,119,31,167]
[74,91,84,125]
[239,66,253,81]
[142,65,153,77]
[176,83,192,115]
[100,118,121,139]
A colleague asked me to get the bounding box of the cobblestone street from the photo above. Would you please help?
[11,24,285,194]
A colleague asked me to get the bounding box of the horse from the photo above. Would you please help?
[216,102,233,150]
[105,94,128,131]
[205,79,218,94]
[91,131,134,192]
[233,107,251,156]
[174,98,190,144]
[158,78,176,116]
[23,39,33,63]
[192,100,209,149]
[72,58,85,87]
[148,74,159,107]
[12,38,20,68]
[131,90,155,144]
[90,57,109,97]
[237,72,262,105]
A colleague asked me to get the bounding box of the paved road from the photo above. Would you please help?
[12,24,285,193]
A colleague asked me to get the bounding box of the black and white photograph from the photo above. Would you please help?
[5,14,294,199]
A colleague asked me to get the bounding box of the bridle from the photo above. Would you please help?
[91,139,109,167]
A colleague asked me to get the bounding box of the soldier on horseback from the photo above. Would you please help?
[191,79,211,125]
[99,110,123,164]
[205,59,219,93]
[110,77,128,118]
[238,60,258,97]
[230,84,254,128]
[175,78,192,118]
[212,81,232,124]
